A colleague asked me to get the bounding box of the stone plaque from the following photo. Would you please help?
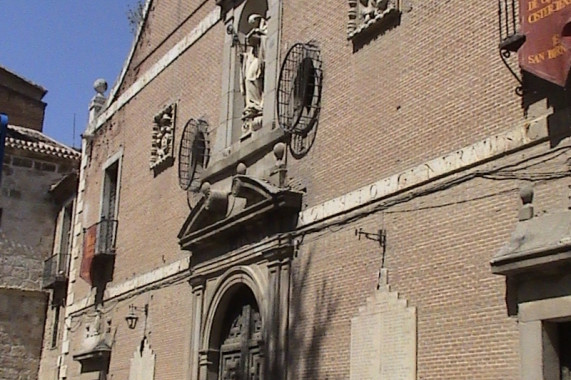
[129,337,155,380]
[350,270,416,380]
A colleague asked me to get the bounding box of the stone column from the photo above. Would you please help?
[264,250,292,380]
[189,277,205,380]
[266,261,280,378]
[198,349,219,380]
[278,259,290,380]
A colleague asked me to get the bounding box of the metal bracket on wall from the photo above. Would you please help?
[356,227,388,271]
[500,46,525,96]
[355,228,386,247]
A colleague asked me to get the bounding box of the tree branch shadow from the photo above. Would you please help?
[287,245,341,379]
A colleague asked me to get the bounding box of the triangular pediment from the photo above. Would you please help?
[178,175,302,252]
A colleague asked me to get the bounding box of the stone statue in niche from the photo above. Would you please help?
[239,14,267,136]
[150,104,176,171]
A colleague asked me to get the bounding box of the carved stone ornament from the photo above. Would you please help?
[150,103,176,171]
[178,175,303,254]
[347,0,400,39]
[73,309,113,363]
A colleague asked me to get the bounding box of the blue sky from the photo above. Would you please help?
[0,1,141,148]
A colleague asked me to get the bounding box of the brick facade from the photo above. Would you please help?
[49,0,571,379]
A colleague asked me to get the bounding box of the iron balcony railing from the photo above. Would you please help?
[498,0,525,52]
[42,253,70,289]
[84,218,118,256]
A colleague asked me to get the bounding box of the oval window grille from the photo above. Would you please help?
[277,42,323,134]
[178,118,210,191]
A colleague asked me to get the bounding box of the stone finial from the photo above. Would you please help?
[200,182,211,196]
[273,142,286,165]
[89,78,108,123]
[94,78,108,95]
[272,142,287,188]
[236,162,247,175]
[518,184,534,221]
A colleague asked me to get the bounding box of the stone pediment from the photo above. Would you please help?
[491,210,571,275]
[178,175,302,253]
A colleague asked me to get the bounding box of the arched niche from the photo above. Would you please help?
[215,0,278,158]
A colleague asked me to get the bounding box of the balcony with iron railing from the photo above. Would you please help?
[42,253,70,289]
[498,0,525,52]
[84,218,118,257]
[82,218,118,284]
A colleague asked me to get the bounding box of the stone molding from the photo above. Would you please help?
[200,265,269,348]
[298,115,550,228]
[67,115,552,316]
[90,8,221,135]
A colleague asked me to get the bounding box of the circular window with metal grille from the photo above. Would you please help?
[178,119,210,191]
[277,42,323,134]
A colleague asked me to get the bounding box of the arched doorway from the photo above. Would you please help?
[216,286,263,380]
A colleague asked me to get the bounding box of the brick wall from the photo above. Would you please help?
[0,85,46,131]
[283,0,525,207]
[62,0,565,379]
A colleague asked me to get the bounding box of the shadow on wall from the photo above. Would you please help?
[522,71,571,148]
[287,244,341,379]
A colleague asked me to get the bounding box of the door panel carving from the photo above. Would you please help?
[219,299,263,380]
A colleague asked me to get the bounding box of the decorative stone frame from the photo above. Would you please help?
[150,103,176,172]
[518,296,571,379]
[210,0,283,176]
[188,258,291,380]
[99,148,123,224]
[347,0,402,40]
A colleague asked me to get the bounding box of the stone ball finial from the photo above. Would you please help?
[519,184,534,205]
[236,162,247,175]
[518,184,534,221]
[200,182,211,196]
[273,142,286,161]
[94,79,108,95]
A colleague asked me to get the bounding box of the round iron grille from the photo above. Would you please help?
[178,119,209,191]
[290,123,318,159]
[277,42,323,134]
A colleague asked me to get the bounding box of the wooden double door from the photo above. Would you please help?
[218,290,263,380]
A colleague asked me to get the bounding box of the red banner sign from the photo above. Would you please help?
[520,0,571,86]
[80,224,97,285]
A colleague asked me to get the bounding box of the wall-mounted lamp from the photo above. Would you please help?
[125,304,148,330]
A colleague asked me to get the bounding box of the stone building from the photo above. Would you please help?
[44,0,571,379]
[0,66,80,379]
